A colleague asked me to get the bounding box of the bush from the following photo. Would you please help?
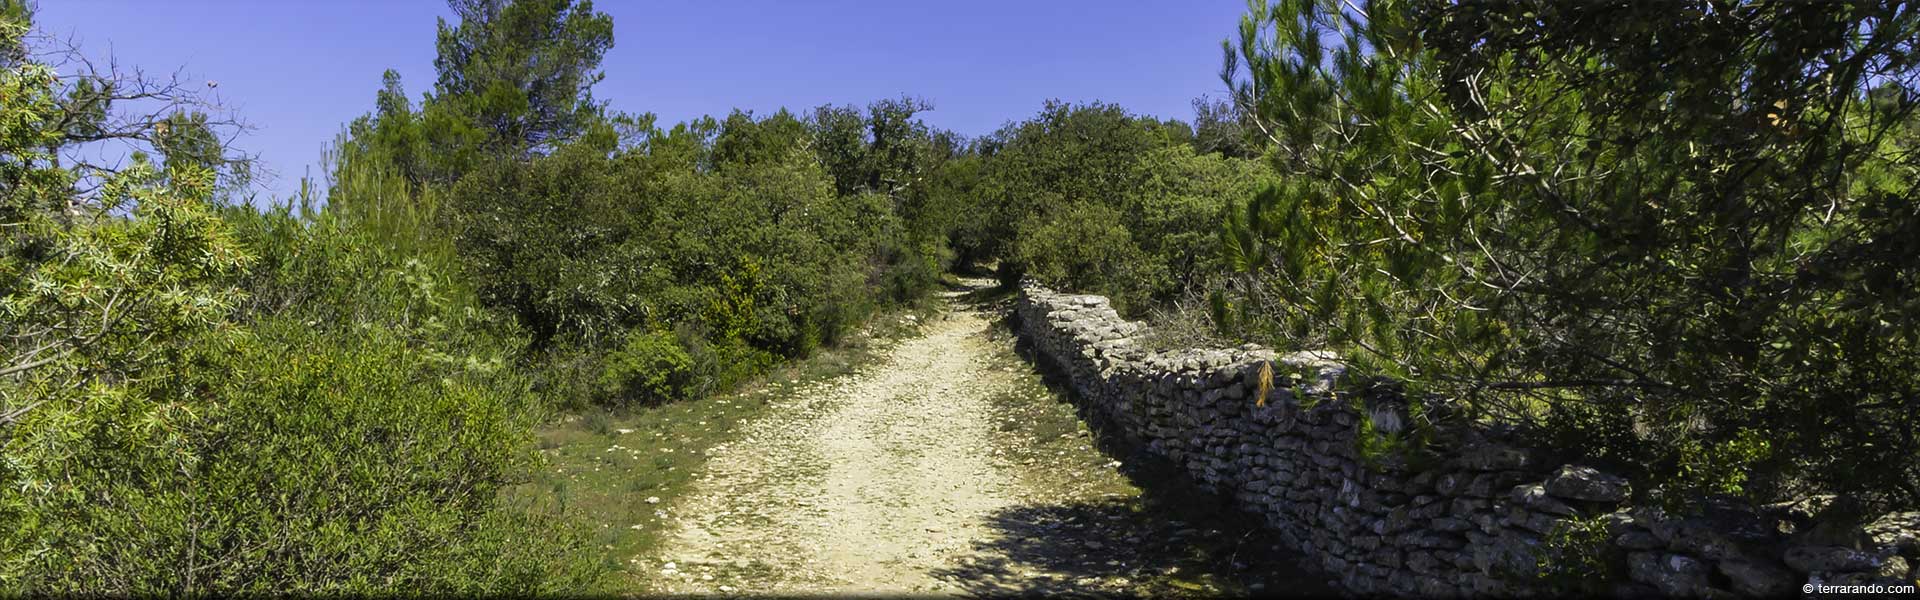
[952,102,1268,313]
[676,326,778,400]
[526,340,612,413]
[1126,146,1272,292]
[598,329,694,406]
[4,320,603,594]
[439,109,931,366]
[0,19,602,587]
[1014,203,1164,312]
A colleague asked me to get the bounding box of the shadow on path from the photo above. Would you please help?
[935,493,1334,597]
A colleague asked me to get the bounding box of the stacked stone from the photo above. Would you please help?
[1604,504,1920,596]
[1014,282,1918,598]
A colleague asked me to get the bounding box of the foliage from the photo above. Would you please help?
[22,0,1920,590]
[804,98,959,298]
[1353,405,1400,470]
[807,96,952,200]
[1013,202,1162,310]
[3,0,958,591]
[1216,0,1920,505]
[949,101,1271,313]
[430,0,614,160]
[0,160,252,583]
[440,109,900,356]
[152,111,228,176]
[322,1,953,418]
[442,142,633,344]
[1129,145,1275,293]
[7,320,602,593]
[1536,514,1622,595]
[2,4,603,589]
[1189,94,1261,159]
[962,101,1177,270]
[598,329,694,405]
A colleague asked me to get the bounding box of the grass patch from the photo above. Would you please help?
[979,344,1131,498]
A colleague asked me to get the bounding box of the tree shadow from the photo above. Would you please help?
[933,492,1334,598]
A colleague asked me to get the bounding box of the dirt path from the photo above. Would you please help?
[650,280,1328,596]
[655,281,1025,594]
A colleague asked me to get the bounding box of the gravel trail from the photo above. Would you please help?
[652,279,1330,596]
[657,280,1029,595]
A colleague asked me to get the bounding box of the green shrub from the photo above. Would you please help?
[945,102,1267,313]
[1013,202,1165,312]
[5,320,603,594]
[677,326,778,400]
[527,340,611,413]
[436,108,929,366]
[598,329,695,406]
[1126,146,1272,292]
[0,17,602,587]
[1537,515,1623,594]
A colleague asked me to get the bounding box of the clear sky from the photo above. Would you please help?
[34,1,1251,200]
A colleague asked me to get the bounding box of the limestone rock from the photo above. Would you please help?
[1716,557,1797,597]
[1409,470,1436,491]
[1503,507,1562,535]
[1457,443,1536,472]
[1669,519,1739,561]
[1414,574,1456,598]
[1877,555,1908,580]
[1545,465,1630,503]
[1615,529,1663,550]
[1865,512,1920,555]
[1784,545,1884,573]
[1406,550,1442,575]
[1472,531,1540,577]
[1016,282,1913,599]
[1450,497,1490,515]
[1401,530,1466,550]
[1510,483,1578,517]
[1431,517,1474,533]
[1466,471,1527,498]
[1628,552,1712,597]
[1609,582,1661,598]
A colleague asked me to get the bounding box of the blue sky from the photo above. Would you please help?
[35,1,1251,200]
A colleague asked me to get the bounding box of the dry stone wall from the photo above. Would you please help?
[1014,282,1919,597]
